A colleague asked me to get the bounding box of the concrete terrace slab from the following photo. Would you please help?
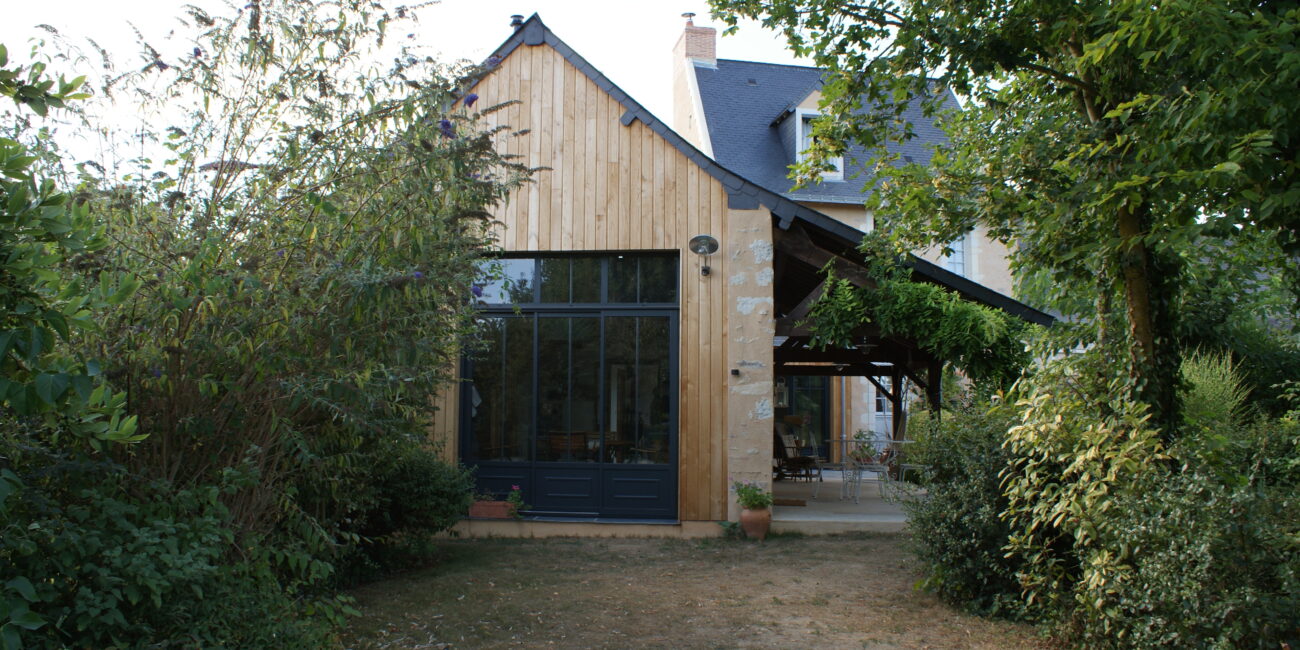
[771,471,910,534]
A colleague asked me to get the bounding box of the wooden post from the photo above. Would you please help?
[891,366,905,442]
[927,359,943,418]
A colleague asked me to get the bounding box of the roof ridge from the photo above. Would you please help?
[715,58,821,71]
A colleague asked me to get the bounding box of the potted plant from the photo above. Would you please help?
[731,479,775,540]
[469,485,530,519]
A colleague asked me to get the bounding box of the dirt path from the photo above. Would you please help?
[343,533,1043,649]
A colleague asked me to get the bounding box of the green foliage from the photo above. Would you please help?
[1079,465,1299,648]
[0,52,138,448]
[1001,350,1167,619]
[731,479,775,509]
[804,262,1030,387]
[0,444,336,648]
[988,350,1299,646]
[803,271,866,350]
[1180,350,1251,431]
[904,397,1029,619]
[61,0,525,572]
[1177,245,1300,417]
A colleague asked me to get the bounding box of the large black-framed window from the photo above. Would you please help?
[463,253,679,519]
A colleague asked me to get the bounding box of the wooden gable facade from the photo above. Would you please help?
[431,16,777,523]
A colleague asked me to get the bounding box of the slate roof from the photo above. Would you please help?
[473,15,1052,326]
[694,59,957,205]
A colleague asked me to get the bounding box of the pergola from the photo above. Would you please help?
[770,215,1054,442]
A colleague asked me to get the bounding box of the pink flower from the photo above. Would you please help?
[511,485,520,491]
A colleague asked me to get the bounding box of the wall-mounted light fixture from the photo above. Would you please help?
[688,234,719,276]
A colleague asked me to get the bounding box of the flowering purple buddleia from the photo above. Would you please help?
[412,271,425,279]
[463,93,478,108]
[438,119,455,138]
[471,284,484,298]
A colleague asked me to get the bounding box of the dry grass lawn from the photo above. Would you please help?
[343,532,1045,649]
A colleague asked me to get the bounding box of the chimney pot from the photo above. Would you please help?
[674,13,716,67]
[510,15,524,28]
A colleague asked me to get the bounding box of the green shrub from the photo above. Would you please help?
[333,440,474,582]
[1,447,337,648]
[1082,467,1299,648]
[905,399,1030,619]
[1181,349,1252,431]
[997,349,1300,647]
[1000,349,1168,625]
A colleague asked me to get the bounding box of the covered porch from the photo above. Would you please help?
[761,213,1050,532]
[766,220,943,533]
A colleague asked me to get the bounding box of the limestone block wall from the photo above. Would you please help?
[723,207,776,519]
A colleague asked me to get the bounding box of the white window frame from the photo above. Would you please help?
[796,109,844,181]
[942,232,970,277]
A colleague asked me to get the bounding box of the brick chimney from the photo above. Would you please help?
[673,13,716,67]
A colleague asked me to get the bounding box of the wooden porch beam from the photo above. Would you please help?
[863,374,895,403]
[784,280,825,323]
[773,224,877,290]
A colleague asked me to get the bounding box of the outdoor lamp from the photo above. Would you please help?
[688,234,719,276]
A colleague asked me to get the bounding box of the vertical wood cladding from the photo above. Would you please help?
[431,43,752,522]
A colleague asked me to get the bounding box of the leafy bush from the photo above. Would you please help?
[1081,465,1299,648]
[331,439,475,582]
[1000,349,1168,623]
[905,399,1028,619]
[1181,349,1252,430]
[994,349,1300,647]
[1,444,337,648]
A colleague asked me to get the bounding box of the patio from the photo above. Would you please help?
[770,469,912,534]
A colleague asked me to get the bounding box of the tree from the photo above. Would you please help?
[709,0,1300,433]
[58,0,530,532]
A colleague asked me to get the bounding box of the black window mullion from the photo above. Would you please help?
[498,318,508,460]
[634,316,641,450]
[565,317,573,455]
[530,315,539,462]
[597,314,606,466]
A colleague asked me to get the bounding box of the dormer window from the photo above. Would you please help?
[796,110,844,181]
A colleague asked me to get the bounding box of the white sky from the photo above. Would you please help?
[0,0,808,130]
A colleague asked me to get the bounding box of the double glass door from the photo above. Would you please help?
[464,311,677,518]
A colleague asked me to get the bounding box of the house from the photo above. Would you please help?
[430,14,1050,536]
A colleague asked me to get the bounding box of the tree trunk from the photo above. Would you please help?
[1117,203,1155,368]
[1116,202,1181,436]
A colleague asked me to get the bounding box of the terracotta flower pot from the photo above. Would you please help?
[739,507,772,540]
[469,500,515,519]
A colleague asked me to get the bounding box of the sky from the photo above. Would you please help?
[0,0,809,130]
